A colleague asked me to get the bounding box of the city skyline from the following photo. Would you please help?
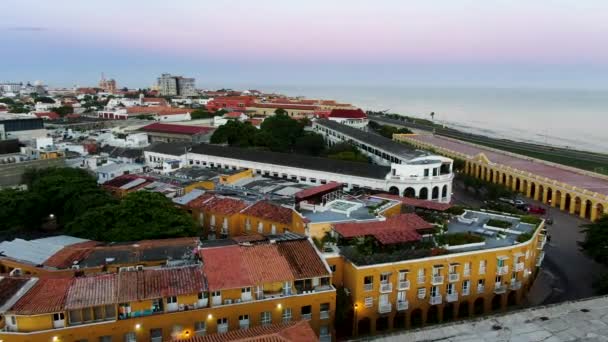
[2,0,608,89]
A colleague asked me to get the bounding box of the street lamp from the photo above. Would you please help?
[352,303,359,337]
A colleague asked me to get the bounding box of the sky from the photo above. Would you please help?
[2,0,608,89]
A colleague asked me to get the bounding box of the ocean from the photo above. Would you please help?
[256,85,608,154]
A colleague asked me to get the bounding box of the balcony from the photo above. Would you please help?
[494,283,507,294]
[417,276,425,284]
[463,269,471,277]
[536,252,545,267]
[398,280,410,290]
[363,283,373,291]
[394,300,408,311]
[431,275,444,285]
[241,293,252,302]
[429,296,442,305]
[479,267,486,275]
[497,266,509,275]
[301,313,312,320]
[320,334,332,342]
[510,280,522,290]
[446,292,458,303]
[515,262,525,272]
[462,287,470,296]
[211,296,222,306]
[448,273,459,282]
[239,320,249,330]
[477,285,485,294]
[320,310,330,320]
[218,324,229,333]
[380,282,393,293]
[378,303,392,314]
[220,228,229,236]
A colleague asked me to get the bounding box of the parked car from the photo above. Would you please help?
[545,217,554,225]
[526,205,546,215]
[498,197,515,205]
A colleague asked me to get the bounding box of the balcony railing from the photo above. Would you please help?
[510,280,522,290]
[397,300,408,311]
[477,285,485,294]
[364,283,373,291]
[301,313,312,320]
[218,324,229,333]
[380,282,393,293]
[479,267,486,275]
[463,269,471,277]
[462,287,470,296]
[494,283,507,294]
[446,292,458,303]
[239,321,249,330]
[320,334,332,342]
[536,252,545,267]
[429,296,443,305]
[448,273,459,282]
[320,310,330,320]
[220,228,229,236]
[398,280,410,290]
[417,276,425,284]
[515,262,525,272]
[431,275,444,285]
[497,266,509,275]
[378,303,392,314]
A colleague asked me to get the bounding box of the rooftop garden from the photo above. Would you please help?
[486,219,513,229]
[436,232,484,246]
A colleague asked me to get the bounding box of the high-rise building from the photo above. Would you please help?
[157,73,196,97]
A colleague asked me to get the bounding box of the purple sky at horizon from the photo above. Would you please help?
[2,0,608,89]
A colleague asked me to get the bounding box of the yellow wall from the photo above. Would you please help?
[15,314,54,332]
[308,222,333,240]
[221,169,254,185]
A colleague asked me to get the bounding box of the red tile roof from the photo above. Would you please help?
[224,111,245,118]
[101,174,155,190]
[185,193,215,208]
[126,106,192,116]
[374,193,453,211]
[43,240,101,269]
[9,278,73,314]
[333,213,432,244]
[177,321,318,342]
[35,112,60,120]
[231,234,267,243]
[294,182,342,200]
[117,265,206,302]
[251,103,319,111]
[142,97,168,106]
[139,122,213,135]
[329,108,367,119]
[65,274,117,309]
[200,239,328,291]
[192,196,248,216]
[241,201,293,225]
[0,277,30,308]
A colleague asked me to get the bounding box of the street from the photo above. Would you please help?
[451,178,606,305]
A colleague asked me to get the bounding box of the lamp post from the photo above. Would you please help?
[352,303,358,337]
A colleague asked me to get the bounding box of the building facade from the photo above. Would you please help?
[157,74,197,97]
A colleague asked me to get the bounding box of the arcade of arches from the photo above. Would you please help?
[465,158,608,222]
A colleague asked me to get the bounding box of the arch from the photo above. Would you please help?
[507,175,513,188]
[546,187,553,205]
[574,196,582,215]
[410,308,423,328]
[489,169,495,183]
[473,298,485,315]
[482,167,488,181]
[522,179,528,194]
[376,316,389,332]
[358,317,371,335]
[458,301,470,318]
[539,185,545,203]
[515,178,521,193]
[491,295,502,311]
[432,186,440,200]
[501,173,507,185]
[585,199,593,220]
[388,186,399,195]
[441,185,448,199]
[419,187,429,200]
[393,312,406,330]
[404,187,416,198]
[597,203,605,221]
[555,190,562,208]
[507,291,518,307]
[530,182,536,199]
[427,305,440,325]
[494,171,501,184]
[565,193,572,211]
[443,303,455,322]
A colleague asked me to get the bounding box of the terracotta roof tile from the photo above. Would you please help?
[294,182,342,200]
[328,108,367,119]
[276,240,329,280]
[185,193,215,208]
[176,321,318,342]
[117,265,206,302]
[43,241,101,269]
[193,196,248,216]
[200,246,252,291]
[65,274,117,309]
[0,277,30,308]
[242,244,294,284]
[10,278,73,314]
[241,201,293,225]
[375,193,453,211]
[333,213,431,244]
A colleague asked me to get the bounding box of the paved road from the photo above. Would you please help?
[451,179,606,305]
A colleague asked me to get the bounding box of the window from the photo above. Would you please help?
[446,283,455,295]
[194,321,206,336]
[320,303,330,319]
[10,316,17,325]
[82,307,92,322]
[212,291,221,297]
[257,221,264,233]
[282,308,292,322]
[364,297,373,308]
[99,336,111,342]
[124,332,136,342]
[463,262,471,276]
[462,280,470,295]
[330,265,336,273]
[497,258,505,267]
[53,313,65,321]
[167,296,177,304]
[260,311,272,325]
[417,287,426,299]
[301,305,312,319]
[397,291,406,302]
[363,275,373,291]
[479,260,487,274]
[430,286,439,297]
[380,273,390,283]
[217,318,228,333]
[198,292,208,300]
[242,287,251,294]
[271,224,276,234]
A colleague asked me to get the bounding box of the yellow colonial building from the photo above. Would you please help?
[395,133,608,221]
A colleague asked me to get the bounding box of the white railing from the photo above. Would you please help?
[494,283,507,294]
[212,296,222,306]
[446,292,458,302]
[380,282,393,293]
[497,266,509,275]
[429,296,443,305]
[510,280,522,290]
[417,276,425,284]
[462,287,470,296]
[320,310,330,320]
[301,313,312,320]
[397,300,409,311]
[364,283,373,291]
[218,324,229,333]
[515,262,525,272]
[241,293,252,302]
[398,280,410,290]
[431,275,444,285]
[378,303,392,314]
[477,285,485,293]
[537,252,545,267]
[320,334,332,342]
[463,269,471,277]
[239,321,249,329]
[479,266,486,275]
[448,273,459,282]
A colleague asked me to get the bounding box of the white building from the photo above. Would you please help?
[323,108,369,130]
[144,142,454,202]
[156,73,196,97]
[34,101,60,112]
[94,162,145,183]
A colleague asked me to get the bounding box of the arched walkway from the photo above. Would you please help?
[410,309,423,328]
[427,306,440,325]
[530,183,536,199]
[507,291,518,307]
[419,187,429,200]
[501,174,507,185]
[539,185,545,203]
[507,175,513,188]
[393,312,406,329]
[489,170,494,183]
[389,186,399,195]
[491,295,502,311]
[443,303,455,322]
[565,193,572,211]
[432,186,440,200]
[515,178,521,192]
[473,298,484,315]
[458,301,470,318]
[358,317,371,335]
[573,197,582,216]
[522,180,528,194]
[442,185,448,199]
[585,199,593,220]
[555,190,562,208]
[404,187,416,198]
[546,188,553,205]
[598,203,606,221]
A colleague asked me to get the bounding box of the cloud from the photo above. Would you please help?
[7,26,48,32]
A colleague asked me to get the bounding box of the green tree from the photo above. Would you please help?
[36,96,55,103]
[190,108,214,119]
[259,113,304,152]
[0,97,15,105]
[0,189,45,231]
[580,216,608,265]
[210,120,258,147]
[294,132,326,156]
[54,105,74,117]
